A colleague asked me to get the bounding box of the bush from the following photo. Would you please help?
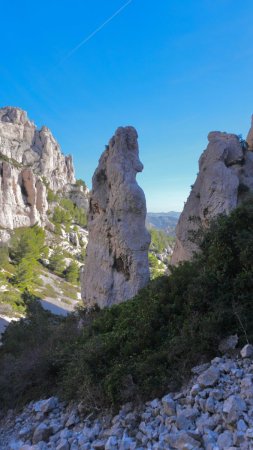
[48,248,66,276]
[9,225,47,264]
[47,188,59,203]
[0,291,67,407]
[76,179,87,189]
[0,291,25,315]
[52,200,87,229]
[149,228,174,253]
[65,261,80,283]
[52,206,72,227]
[148,253,162,279]
[12,257,39,290]
[8,226,47,292]
[0,244,9,267]
[1,200,253,411]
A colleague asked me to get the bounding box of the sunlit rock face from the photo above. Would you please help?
[0,106,76,229]
[81,126,150,308]
[172,123,253,265]
[0,106,75,191]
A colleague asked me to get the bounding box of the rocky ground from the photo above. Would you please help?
[1,343,253,449]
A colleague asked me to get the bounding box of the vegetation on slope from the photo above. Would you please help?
[149,228,175,277]
[149,228,174,254]
[1,199,253,411]
[0,223,81,315]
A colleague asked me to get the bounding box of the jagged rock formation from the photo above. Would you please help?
[81,126,150,308]
[64,183,89,211]
[0,106,77,229]
[0,107,75,190]
[172,121,253,265]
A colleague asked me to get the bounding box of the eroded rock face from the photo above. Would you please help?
[0,106,76,229]
[81,126,150,308]
[0,161,48,229]
[0,107,75,191]
[172,125,253,265]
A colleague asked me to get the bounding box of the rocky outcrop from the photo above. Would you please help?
[81,126,150,308]
[0,162,48,229]
[63,183,89,212]
[2,346,253,449]
[0,107,75,191]
[172,123,253,265]
[0,106,77,230]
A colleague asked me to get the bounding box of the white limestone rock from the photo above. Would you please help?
[81,126,150,308]
[0,162,49,229]
[3,355,253,450]
[172,124,253,265]
[197,366,220,388]
[0,107,75,191]
[0,106,79,232]
[240,344,253,358]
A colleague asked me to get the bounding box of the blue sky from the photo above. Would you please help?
[1,0,253,212]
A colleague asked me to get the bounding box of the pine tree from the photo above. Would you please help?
[65,261,79,283]
[13,257,38,290]
[49,248,66,276]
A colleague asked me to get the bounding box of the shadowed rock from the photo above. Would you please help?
[81,126,150,308]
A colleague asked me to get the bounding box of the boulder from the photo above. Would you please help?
[223,395,246,424]
[197,366,220,388]
[32,423,52,444]
[240,344,253,358]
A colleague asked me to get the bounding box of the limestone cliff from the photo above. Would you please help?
[81,126,150,308]
[172,120,253,265]
[0,106,79,229]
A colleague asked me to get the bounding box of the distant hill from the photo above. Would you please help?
[146,212,181,236]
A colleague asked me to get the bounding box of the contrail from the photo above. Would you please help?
[59,0,134,65]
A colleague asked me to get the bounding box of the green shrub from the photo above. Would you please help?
[76,179,87,189]
[12,257,39,290]
[54,223,62,235]
[149,228,174,253]
[48,248,66,276]
[148,253,162,279]
[52,206,72,227]
[0,291,25,315]
[52,201,87,229]
[8,226,47,292]
[1,200,253,411]
[0,244,9,267]
[9,225,47,264]
[65,261,80,283]
[47,188,59,203]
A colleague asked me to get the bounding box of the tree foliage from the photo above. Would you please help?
[48,248,66,276]
[8,226,47,291]
[12,258,39,290]
[149,228,174,253]
[9,225,47,264]
[0,244,9,267]
[148,253,162,279]
[75,179,87,189]
[52,199,87,229]
[65,261,80,283]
